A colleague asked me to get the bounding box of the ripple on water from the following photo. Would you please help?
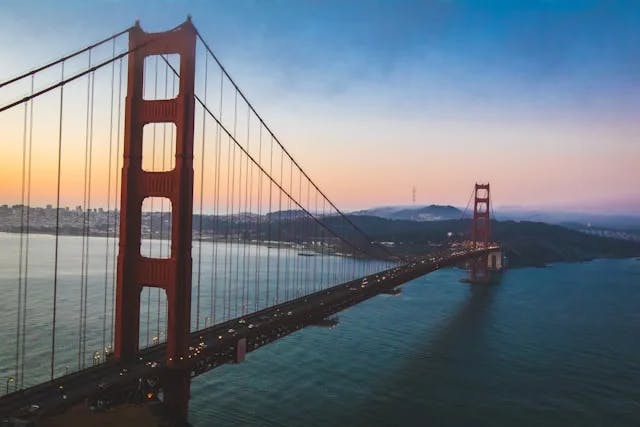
[188,259,640,427]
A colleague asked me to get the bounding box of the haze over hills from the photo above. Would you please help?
[351,204,640,228]
[351,203,640,241]
[492,208,640,243]
[493,208,640,231]
[351,205,463,221]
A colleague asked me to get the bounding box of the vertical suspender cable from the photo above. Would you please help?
[313,191,318,292]
[102,39,116,359]
[51,61,65,380]
[82,64,96,367]
[275,149,283,304]
[269,132,281,304]
[147,57,159,346]
[110,58,123,350]
[285,159,293,300]
[20,75,35,387]
[265,135,272,307]
[243,109,251,315]
[222,134,231,320]
[78,52,92,369]
[254,123,263,312]
[157,56,170,340]
[243,115,250,314]
[296,171,302,296]
[234,99,243,318]
[306,180,311,294]
[228,91,237,318]
[321,199,326,289]
[211,70,223,324]
[166,72,176,338]
[209,111,219,324]
[196,54,208,330]
[15,77,30,388]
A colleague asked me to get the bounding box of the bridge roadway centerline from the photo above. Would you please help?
[0,247,498,420]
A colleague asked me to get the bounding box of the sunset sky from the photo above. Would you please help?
[1,0,639,213]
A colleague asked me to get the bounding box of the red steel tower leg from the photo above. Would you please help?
[470,183,491,284]
[114,19,196,419]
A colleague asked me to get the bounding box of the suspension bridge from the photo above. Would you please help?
[0,19,501,425]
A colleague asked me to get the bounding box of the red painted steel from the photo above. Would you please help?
[114,18,196,418]
[470,183,491,283]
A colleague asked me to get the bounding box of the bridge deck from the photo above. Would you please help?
[0,247,498,421]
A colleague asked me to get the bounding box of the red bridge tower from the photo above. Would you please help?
[470,183,491,283]
[114,19,196,418]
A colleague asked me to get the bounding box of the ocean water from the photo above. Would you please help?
[0,232,387,389]
[1,232,639,426]
[188,258,640,426]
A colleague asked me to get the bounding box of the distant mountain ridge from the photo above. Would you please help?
[352,204,462,221]
[494,209,640,231]
[337,215,640,267]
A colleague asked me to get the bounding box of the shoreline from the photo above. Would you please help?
[0,230,367,261]
[1,231,638,269]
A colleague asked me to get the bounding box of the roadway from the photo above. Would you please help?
[0,246,500,422]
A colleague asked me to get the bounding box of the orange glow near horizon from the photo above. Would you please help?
[1,48,639,215]
[1,2,640,216]
[2,103,639,214]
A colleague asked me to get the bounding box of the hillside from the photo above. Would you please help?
[2,206,638,268]
[334,216,640,267]
[352,205,462,221]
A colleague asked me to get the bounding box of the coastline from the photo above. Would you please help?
[2,230,638,269]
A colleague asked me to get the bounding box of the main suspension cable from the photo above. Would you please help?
[0,26,132,89]
[158,55,390,262]
[193,27,396,260]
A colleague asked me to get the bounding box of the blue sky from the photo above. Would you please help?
[1,0,639,212]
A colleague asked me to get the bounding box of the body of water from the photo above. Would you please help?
[1,232,638,426]
[0,232,386,389]
[189,258,640,426]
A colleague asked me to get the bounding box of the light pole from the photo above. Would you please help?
[6,376,15,394]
